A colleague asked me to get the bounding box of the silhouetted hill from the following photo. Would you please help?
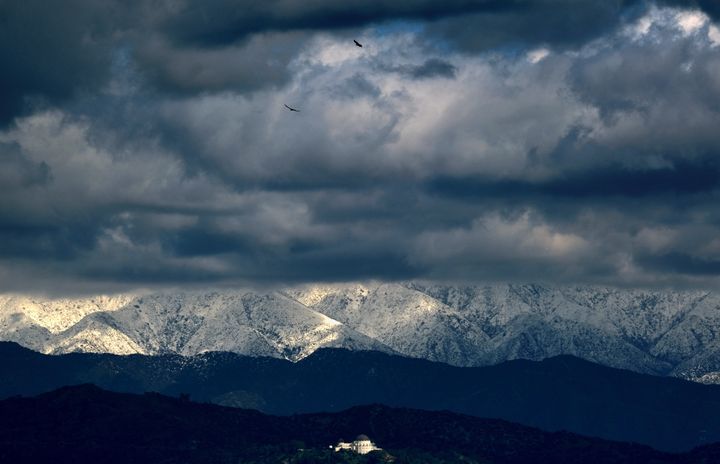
[0,384,706,464]
[1,342,720,452]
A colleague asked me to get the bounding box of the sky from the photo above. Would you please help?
[2,0,720,293]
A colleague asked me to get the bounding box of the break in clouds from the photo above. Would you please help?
[2,0,720,293]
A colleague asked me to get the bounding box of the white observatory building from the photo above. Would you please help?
[333,434,382,454]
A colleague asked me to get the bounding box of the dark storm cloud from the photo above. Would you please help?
[0,0,126,126]
[146,0,643,94]
[79,260,229,284]
[0,0,658,124]
[636,253,720,276]
[166,228,248,257]
[0,222,98,261]
[89,201,421,284]
[158,0,663,50]
[4,1,720,292]
[407,59,458,79]
[160,0,517,46]
[660,0,720,20]
[568,33,720,118]
[133,31,310,95]
[425,0,645,52]
[427,160,720,200]
[133,0,639,96]
[379,58,458,79]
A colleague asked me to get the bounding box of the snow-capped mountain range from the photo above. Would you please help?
[1,283,720,381]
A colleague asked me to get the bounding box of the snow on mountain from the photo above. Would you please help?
[286,283,720,378]
[0,291,390,361]
[286,283,491,365]
[2,283,720,379]
[692,372,720,385]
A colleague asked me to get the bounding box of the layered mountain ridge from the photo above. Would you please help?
[6,384,713,464]
[2,282,720,380]
[2,342,720,452]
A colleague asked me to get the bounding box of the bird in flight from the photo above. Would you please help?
[354,39,363,48]
[284,104,300,112]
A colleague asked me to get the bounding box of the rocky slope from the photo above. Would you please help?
[1,283,720,379]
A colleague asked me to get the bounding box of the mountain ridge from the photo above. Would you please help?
[2,283,720,380]
[4,383,706,464]
[1,341,719,452]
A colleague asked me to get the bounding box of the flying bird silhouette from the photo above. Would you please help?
[284,104,300,112]
[354,40,363,48]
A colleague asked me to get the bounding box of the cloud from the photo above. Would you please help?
[636,253,720,276]
[660,0,720,21]
[0,0,663,127]
[134,31,310,95]
[427,160,720,200]
[0,142,52,190]
[0,0,125,126]
[2,3,720,292]
[424,0,647,52]
[410,211,599,281]
[381,58,458,79]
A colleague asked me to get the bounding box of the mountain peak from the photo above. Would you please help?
[2,283,720,381]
